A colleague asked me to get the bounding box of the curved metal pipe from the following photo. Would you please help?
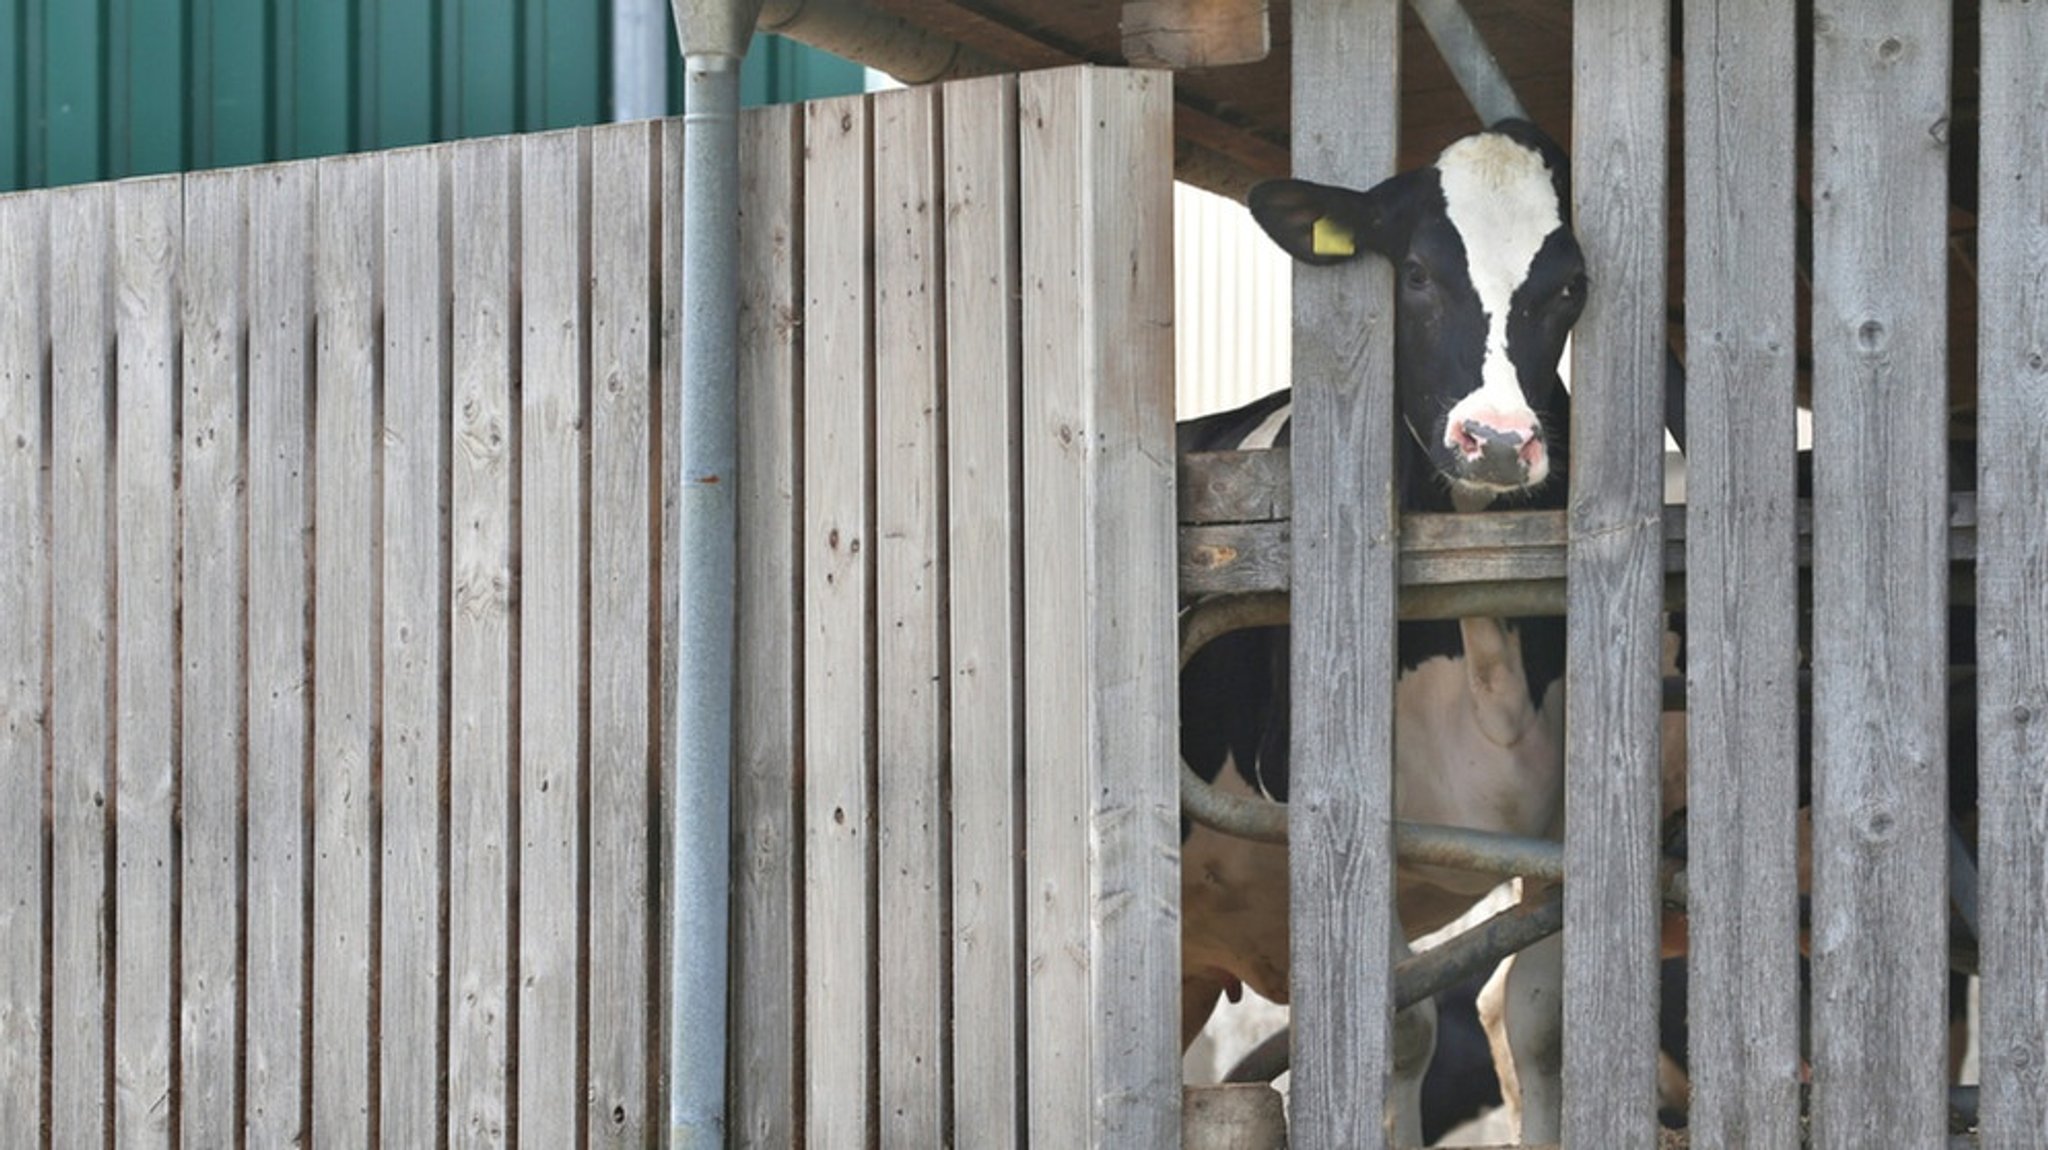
[1225,885,1568,1083]
[1178,593,1569,883]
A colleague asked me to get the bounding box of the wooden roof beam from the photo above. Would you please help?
[1122,0,1271,70]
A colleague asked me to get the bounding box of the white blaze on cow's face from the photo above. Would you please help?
[1245,121,1587,505]
[1431,132,1571,497]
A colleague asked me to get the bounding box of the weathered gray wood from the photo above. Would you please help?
[802,92,877,1150]
[1019,71,1096,1138]
[1019,66,1179,1147]
[943,72,1025,1150]
[587,119,657,1147]
[1680,3,1803,1146]
[1121,0,1269,68]
[381,143,450,1150]
[113,175,181,1150]
[1179,448,1292,523]
[873,82,950,1147]
[0,189,48,1140]
[1975,4,2048,1145]
[1566,2,1669,1144]
[312,152,381,1147]
[179,167,248,1150]
[244,160,314,1148]
[1809,5,1953,1147]
[519,126,590,1148]
[730,102,802,1150]
[448,135,517,1149]
[658,113,685,1147]
[1182,521,1296,597]
[1283,3,1402,1139]
[1181,484,1977,598]
[47,182,113,1148]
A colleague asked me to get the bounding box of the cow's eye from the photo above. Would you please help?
[1560,274,1588,303]
[1402,259,1430,291]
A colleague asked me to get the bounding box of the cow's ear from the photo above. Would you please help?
[1248,171,1422,265]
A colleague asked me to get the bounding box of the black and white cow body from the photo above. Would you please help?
[1179,121,1586,1143]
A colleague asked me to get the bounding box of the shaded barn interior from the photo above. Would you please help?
[786,0,1989,434]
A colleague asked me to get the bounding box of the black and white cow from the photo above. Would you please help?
[1178,120,1586,1144]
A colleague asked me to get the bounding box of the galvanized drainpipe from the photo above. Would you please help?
[668,2,760,1147]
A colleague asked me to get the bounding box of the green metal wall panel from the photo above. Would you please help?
[1,0,865,193]
[3,1,31,189]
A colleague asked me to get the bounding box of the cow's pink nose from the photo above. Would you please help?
[1449,415,1546,486]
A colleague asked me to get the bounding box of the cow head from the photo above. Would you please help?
[1249,120,1585,505]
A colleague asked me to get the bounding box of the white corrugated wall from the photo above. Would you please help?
[1175,181,1293,418]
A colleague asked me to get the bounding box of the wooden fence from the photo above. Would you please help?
[5,7,2042,1146]
[1239,2,2045,1147]
[0,66,1181,1148]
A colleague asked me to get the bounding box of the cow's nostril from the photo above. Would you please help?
[1464,419,1529,454]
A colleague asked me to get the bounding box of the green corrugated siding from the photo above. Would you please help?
[2,0,861,193]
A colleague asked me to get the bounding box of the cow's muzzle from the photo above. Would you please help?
[1448,416,1547,490]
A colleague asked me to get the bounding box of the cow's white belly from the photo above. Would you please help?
[1180,637,1568,1025]
[1182,766,1293,1010]
[1391,653,1566,936]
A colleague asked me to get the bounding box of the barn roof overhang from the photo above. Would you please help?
[750,0,1579,200]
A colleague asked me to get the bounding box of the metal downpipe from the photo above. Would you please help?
[668,2,760,1146]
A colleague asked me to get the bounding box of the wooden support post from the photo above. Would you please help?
[1681,1,1803,1145]
[1809,3,1953,1147]
[1285,2,1403,1146]
[1565,0,1669,1144]
[1976,4,2048,1145]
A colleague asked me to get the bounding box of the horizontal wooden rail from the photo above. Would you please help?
[1179,448,1981,604]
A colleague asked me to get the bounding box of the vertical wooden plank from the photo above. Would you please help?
[1283,2,1401,1144]
[1566,2,1671,1145]
[657,111,684,1144]
[180,166,248,1150]
[519,126,590,1149]
[113,174,180,1150]
[873,82,949,1148]
[1977,4,2048,1145]
[0,189,49,1140]
[245,159,314,1149]
[1020,72,1091,1148]
[1809,6,1952,1148]
[1020,66,1179,1148]
[312,151,381,1148]
[587,118,656,1148]
[48,182,113,1150]
[381,142,450,1150]
[1681,3,1803,1146]
[942,73,1024,1150]
[802,92,876,1150]
[729,102,803,1150]
[448,134,517,1149]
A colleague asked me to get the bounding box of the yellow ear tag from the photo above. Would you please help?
[1311,216,1355,258]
